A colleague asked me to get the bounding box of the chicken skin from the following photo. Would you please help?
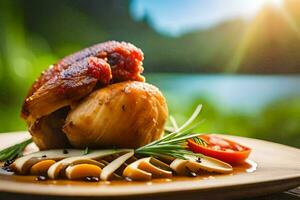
[23,57,112,122]
[22,41,144,122]
[63,81,168,149]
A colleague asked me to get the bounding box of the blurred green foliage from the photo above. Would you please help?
[165,96,300,148]
[0,0,299,148]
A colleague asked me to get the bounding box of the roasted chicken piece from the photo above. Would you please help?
[29,107,71,149]
[22,41,144,122]
[63,81,168,149]
[23,57,112,122]
[21,41,167,150]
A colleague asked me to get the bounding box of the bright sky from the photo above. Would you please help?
[130,0,283,36]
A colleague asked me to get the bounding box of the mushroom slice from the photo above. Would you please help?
[70,159,105,168]
[186,155,233,174]
[123,158,152,181]
[123,157,172,181]
[48,149,131,179]
[66,164,102,180]
[170,159,189,175]
[100,151,134,181]
[139,157,172,178]
[170,155,233,176]
[11,149,82,174]
[30,160,56,175]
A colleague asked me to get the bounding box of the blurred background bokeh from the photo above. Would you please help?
[0,0,299,147]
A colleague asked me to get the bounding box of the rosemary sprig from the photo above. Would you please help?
[135,105,206,159]
[169,115,179,130]
[0,138,32,161]
[193,136,207,147]
[163,115,179,133]
[83,147,90,155]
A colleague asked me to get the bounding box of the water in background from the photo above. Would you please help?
[147,74,300,147]
[147,74,300,112]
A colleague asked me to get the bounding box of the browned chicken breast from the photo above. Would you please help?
[21,41,168,150]
[63,81,168,149]
[23,57,112,122]
[22,41,144,122]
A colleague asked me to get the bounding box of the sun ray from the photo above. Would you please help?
[226,0,300,73]
[226,17,258,73]
[279,6,300,40]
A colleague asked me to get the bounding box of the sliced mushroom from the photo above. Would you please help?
[123,157,172,181]
[48,149,132,179]
[30,160,56,175]
[100,151,134,181]
[66,164,102,180]
[11,149,82,174]
[139,157,172,178]
[123,159,151,181]
[186,155,233,174]
[170,155,233,175]
[170,159,189,175]
[70,158,105,168]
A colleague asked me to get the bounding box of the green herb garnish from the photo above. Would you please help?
[83,147,90,155]
[193,136,207,146]
[0,138,32,161]
[169,115,179,130]
[135,104,206,159]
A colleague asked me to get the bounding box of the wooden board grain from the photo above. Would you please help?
[0,131,299,200]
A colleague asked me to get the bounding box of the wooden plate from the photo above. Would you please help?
[0,131,299,200]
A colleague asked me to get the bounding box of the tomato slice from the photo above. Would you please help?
[188,134,251,164]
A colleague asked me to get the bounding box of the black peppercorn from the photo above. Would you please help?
[125,177,133,182]
[91,177,99,182]
[36,175,48,181]
[196,157,202,163]
[84,176,99,182]
[186,166,197,177]
[4,159,15,167]
[2,166,13,172]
